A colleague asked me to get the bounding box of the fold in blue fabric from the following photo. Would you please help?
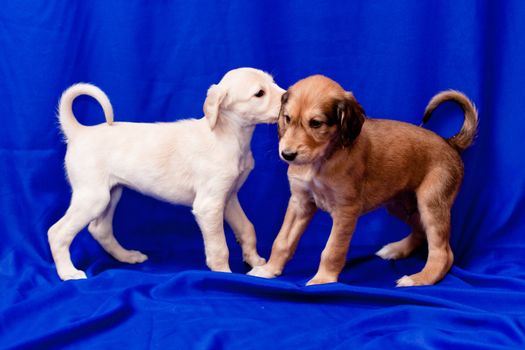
[1,1,524,349]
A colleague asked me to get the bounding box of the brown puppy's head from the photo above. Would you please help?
[278,75,365,164]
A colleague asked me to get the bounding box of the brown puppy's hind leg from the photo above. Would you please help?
[376,195,425,260]
[396,169,458,287]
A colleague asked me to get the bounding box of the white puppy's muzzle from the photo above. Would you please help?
[267,84,286,123]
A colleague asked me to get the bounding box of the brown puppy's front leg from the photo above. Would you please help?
[307,209,358,286]
[248,195,316,278]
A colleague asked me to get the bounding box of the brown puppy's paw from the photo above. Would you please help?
[376,242,411,260]
[396,275,415,287]
[396,273,435,287]
[244,254,267,268]
[306,274,337,286]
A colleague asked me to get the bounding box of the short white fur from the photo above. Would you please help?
[48,68,285,281]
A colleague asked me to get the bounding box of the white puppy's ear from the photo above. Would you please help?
[203,84,227,130]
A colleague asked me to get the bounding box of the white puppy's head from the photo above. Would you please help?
[203,68,285,129]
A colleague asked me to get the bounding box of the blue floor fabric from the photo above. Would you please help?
[1,1,525,349]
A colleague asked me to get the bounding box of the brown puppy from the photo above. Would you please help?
[248,75,478,287]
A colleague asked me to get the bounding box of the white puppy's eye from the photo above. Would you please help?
[254,89,265,98]
[284,115,291,124]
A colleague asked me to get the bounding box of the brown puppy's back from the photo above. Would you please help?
[340,118,463,213]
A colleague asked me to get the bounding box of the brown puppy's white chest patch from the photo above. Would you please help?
[289,167,336,212]
[311,179,333,212]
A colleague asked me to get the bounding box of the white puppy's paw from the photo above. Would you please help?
[118,250,148,264]
[247,265,277,279]
[396,275,415,287]
[213,266,232,273]
[59,269,87,281]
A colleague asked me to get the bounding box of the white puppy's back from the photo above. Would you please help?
[66,118,240,206]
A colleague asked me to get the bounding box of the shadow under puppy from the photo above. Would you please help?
[249,75,478,287]
[48,68,285,281]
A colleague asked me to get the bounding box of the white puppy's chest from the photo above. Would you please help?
[238,152,254,173]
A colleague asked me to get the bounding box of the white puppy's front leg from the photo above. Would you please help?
[192,193,231,273]
[224,156,265,267]
[225,195,266,267]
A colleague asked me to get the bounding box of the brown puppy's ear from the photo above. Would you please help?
[337,92,365,146]
[277,91,289,139]
[203,84,227,130]
[281,91,289,104]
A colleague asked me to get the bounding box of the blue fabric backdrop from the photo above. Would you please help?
[1,1,524,348]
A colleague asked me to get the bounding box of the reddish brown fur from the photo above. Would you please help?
[255,75,478,286]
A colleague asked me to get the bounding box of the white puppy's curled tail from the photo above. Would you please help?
[58,83,114,140]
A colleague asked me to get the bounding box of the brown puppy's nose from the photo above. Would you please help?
[281,151,298,161]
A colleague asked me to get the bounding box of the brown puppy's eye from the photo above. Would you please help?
[309,119,322,129]
[254,89,265,98]
[284,115,291,124]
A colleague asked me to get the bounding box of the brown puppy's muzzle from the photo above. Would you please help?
[278,132,301,163]
[278,94,366,165]
[280,150,298,161]
[278,131,319,165]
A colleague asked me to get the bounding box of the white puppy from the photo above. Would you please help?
[48,68,285,281]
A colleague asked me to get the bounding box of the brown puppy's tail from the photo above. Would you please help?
[422,90,478,153]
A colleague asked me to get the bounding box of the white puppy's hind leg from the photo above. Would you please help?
[192,194,231,273]
[88,186,148,264]
[225,195,265,267]
[48,190,110,280]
